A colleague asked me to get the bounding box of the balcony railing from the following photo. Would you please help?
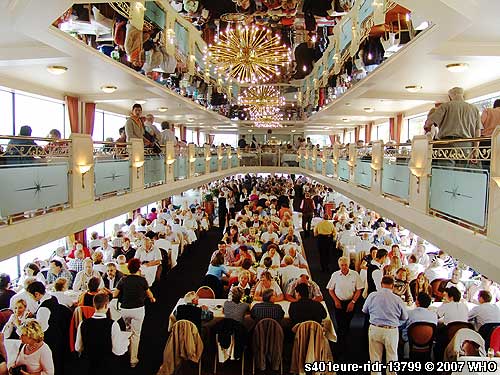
[0,136,71,223]
[1,132,499,249]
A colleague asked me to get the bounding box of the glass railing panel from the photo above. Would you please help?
[240,150,259,166]
[144,148,165,187]
[355,159,372,188]
[338,146,350,181]
[0,136,70,223]
[316,158,323,173]
[210,155,218,172]
[231,153,238,168]
[261,151,278,166]
[195,157,206,175]
[429,138,491,233]
[325,159,334,176]
[94,142,130,197]
[382,143,411,201]
[281,151,298,167]
[221,154,229,169]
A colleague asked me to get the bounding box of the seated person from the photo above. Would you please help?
[250,288,285,322]
[2,298,32,339]
[116,255,129,275]
[445,268,466,297]
[468,290,500,330]
[393,268,413,305]
[233,246,256,267]
[425,258,449,283]
[51,277,75,308]
[206,253,231,282]
[259,245,281,268]
[285,273,323,302]
[228,271,252,300]
[78,277,102,307]
[223,287,250,324]
[437,286,469,325]
[46,259,73,287]
[284,247,308,269]
[400,292,437,342]
[252,272,284,302]
[73,259,104,292]
[174,291,213,332]
[256,257,279,280]
[468,275,500,304]
[289,283,327,326]
[279,255,304,291]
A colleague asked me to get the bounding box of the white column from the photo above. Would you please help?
[370,141,383,195]
[165,141,175,183]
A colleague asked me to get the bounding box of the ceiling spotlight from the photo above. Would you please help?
[291,130,296,133]
[135,100,147,105]
[47,65,68,75]
[405,85,423,93]
[158,107,168,112]
[345,102,352,106]
[187,118,195,123]
[248,129,253,132]
[342,118,349,122]
[364,107,375,113]
[100,85,117,93]
[446,63,469,73]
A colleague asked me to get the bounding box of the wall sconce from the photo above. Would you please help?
[166,159,176,165]
[409,166,426,193]
[218,156,223,160]
[133,160,144,179]
[78,164,91,189]
[492,177,500,188]
[228,154,233,159]
[205,156,211,161]
[347,160,355,167]
[189,157,197,163]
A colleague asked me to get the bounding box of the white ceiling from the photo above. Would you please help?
[0,0,499,131]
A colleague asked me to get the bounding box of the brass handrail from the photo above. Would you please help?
[430,137,490,145]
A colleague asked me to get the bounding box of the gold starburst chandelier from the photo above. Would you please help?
[254,112,284,128]
[205,25,291,84]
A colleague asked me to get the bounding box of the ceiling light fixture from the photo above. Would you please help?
[405,85,423,93]
[363,107,375,113]
[291,130,296,133]
[205,25,291,84]
[446,63,469,73]
[345,102,352,106]
[158,107,168,112]
[248,129,253,132]
[135,100,147,105]
[47,65,68,75]
[100,85,117,93]
[342,118,349,122]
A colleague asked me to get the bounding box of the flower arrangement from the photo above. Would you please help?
[241,294,253,304]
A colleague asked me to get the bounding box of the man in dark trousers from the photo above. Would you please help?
[217,190,228,233]
[313,214,336,272]
[300,192,315,236]
[75,293,128,374]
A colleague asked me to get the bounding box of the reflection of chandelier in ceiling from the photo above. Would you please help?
[254,112,284,128]
[238,86,285,107]
[247,105,280,120]
[205,26,291,84]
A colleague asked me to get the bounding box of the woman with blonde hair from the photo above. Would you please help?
[2,299,32,339]
[411,272,432,301]
[9,319,54,375]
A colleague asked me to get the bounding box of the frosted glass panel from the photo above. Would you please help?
[195,157,206,174]
[338,159,350,181]
[0,163,69,217]
[326,160,334,176]
[144,156,165,186]
[94,160,130,196]
[382,162,410,199]
[355,161,372,188]
[210,156,218,172]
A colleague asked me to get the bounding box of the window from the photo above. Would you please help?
[358,127,365,142]
[212,133,237,147]
[93,110,104,141]
[104,214,128,236]
[15,92,65,138]
[186,128,194,143]
[307,135,332,147]
[19,238,66,268]
[0,257,19,280]
[372,122,390,143]
[174,126,181,139]
[0,89,13,135]
[103,112,126,141]
[403,114,426,142]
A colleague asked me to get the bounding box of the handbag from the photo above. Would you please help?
[9,345,27,375]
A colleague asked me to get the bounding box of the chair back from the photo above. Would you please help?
[447,321,474,342]
[0,309,13,331]
[202,274,223,298]
[479,323,500,349]
[408,322,436,359]
[252,318,284,372]
[489,326,500,353]
[431,278,448,301]
[196,286,215,299]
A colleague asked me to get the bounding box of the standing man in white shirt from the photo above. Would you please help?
[327,257,364,339]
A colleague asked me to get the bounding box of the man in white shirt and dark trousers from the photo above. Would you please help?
[327,257,363,341]
[76,292,128,374]
[362,276,408,375]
